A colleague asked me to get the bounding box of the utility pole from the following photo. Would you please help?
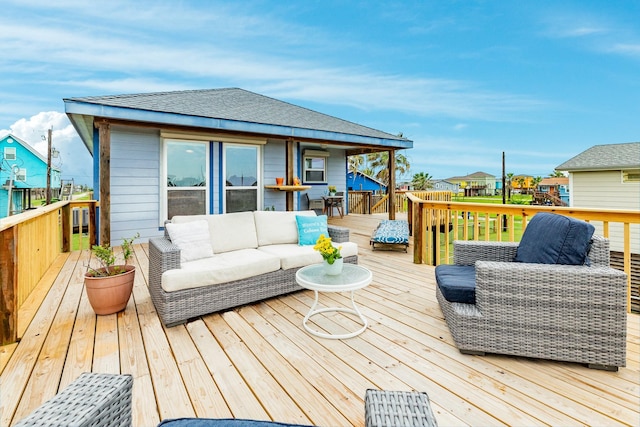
[502,151,507,231]
[46,128,52,205]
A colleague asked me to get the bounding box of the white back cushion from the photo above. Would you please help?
[254,210,316,246]
[208,211,258,253]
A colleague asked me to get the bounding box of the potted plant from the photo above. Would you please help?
[84,233,139,315]
[328,185,337,196]
[314,234,343,275]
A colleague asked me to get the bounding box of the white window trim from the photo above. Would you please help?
[160,138,210,225]
[302,150,329,184]
[222,143,262,213]
[4,146,16,160]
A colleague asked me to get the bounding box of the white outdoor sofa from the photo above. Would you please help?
[148,210,358,327]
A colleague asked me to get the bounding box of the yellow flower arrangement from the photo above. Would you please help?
[314,234,342,264]
[327,185,337,193]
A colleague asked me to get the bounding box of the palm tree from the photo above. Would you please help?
[411,172,433,190]
[506,172,514,200]
[366,150,411,187]
[549,170,565,178]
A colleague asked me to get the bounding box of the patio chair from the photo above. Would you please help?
[435,212,628,370]
[304,193,324,212]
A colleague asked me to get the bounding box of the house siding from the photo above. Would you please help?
[571,170,639,253]
[109,127,160,245]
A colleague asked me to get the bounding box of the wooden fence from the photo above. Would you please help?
[0,201,97,344]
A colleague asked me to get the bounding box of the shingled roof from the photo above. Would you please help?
[556,142,640,171]
[64,88,410,149]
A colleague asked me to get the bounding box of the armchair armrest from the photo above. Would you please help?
[474,261,628,324]
[453,240,519,265]
[328,225,350,243]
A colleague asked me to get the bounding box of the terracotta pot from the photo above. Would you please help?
[84,265,135,315]
[275,177,284,185]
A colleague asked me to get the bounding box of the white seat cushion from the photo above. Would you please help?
[254,210,316,246]
[258,241,358,270]
[161,249,280,292]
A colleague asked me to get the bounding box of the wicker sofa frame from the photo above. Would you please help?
[14,372,132,427]
[149,225,356,327]
[436,235,628,370]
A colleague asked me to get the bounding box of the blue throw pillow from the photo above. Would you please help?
[295,215,328,246]
[514,213,595,265]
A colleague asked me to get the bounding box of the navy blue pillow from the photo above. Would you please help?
[159,418,314,427]
[514,213,595,265]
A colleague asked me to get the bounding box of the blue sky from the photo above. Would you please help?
[1,0,639,186]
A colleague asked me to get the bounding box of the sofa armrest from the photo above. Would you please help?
[328,225,350,243]
[453,240,519,265]
[474,261,628,326]
[148,237,182,296]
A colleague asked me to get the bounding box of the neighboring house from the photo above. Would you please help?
[347,171,387,193]
[0,134,61,218]
[536,177,570,205]
[556,142,640,254]
[447,171,496,196]
[64,88,412,245]
[431,179,459,193]
[511,175,535,193]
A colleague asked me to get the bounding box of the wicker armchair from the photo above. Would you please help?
[436,234,628,370]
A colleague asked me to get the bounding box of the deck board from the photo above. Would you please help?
[1,213,638,426]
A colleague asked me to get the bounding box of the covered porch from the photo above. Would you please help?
[1,214,638,426]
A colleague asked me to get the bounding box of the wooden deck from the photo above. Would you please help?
[1,214,639,426]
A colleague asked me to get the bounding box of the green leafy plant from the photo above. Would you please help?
[86,233,139,277]
[313,234,342,264]
[328,185,337,193]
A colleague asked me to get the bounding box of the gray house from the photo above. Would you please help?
[64,88,412,244]
[556,142,639,254]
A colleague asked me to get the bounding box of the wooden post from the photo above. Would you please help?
[413,202,423,264]
[0,227,17,344]
[62,203,71,252]
[388,149,396,220]
[285,138,294,211]
[96,120,111,245]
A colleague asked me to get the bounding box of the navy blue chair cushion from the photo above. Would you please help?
[514,213,595,265]
[158,419,314,427]
[435,265,476,304]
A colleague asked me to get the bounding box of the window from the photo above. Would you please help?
[622,169,640,183]
[163,139,208,220]
[15,168,26,181]
[4,147,16,160]
[302,150,329,183]
[224,144,260,213]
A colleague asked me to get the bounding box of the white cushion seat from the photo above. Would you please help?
[258,241,358,270]
[162,249,280,292]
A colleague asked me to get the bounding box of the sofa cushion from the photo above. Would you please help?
[258,241,358,270]
[435,265,476,304]
[254,210,316,246]
[161,249,280,292]
[165,220,214,263]
[209,211,259,253]
[514,213,595,265]
[295,215,328,246]
[159,418,313,426]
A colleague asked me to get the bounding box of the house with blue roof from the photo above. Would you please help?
[0,134,61,219]
[64,88,413,244]
[346,171,387,193]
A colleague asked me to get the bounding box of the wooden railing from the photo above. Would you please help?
[406,193,640,313]
[0,200,97,344]
[348,190,451,214]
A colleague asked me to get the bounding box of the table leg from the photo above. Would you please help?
[303,290,368,339]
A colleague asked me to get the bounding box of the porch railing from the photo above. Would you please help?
[348,190,451,214]
[0,200,97,344]
[406,192,640,313]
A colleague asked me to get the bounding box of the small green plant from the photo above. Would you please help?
[86,233,139,277]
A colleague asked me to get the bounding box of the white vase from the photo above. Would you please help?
[323,258,344,275]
